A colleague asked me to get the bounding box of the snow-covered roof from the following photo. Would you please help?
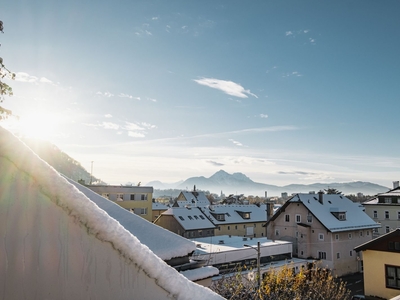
[68,178,196,260]
[290,193,380,232]
[152,202,170,210]
[176,191,211,207]
[180,266,220,282]
[192,235,290,254]
[363,187,400,205]
[204,204,267,225]
[162,207,216,230]
[0,127,223,300]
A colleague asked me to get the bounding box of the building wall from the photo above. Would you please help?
[362,250,400,299]
[88,185,153,222]
[364,204,400,236]
[267,202,373,276]
[154,215,185,236]
[0,161,177,300]
[215,222,266,238]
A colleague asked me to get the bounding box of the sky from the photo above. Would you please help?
[1,1,400,188]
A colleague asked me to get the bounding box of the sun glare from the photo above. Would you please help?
[4,112,60,141]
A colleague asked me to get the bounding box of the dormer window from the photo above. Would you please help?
[330,208,346,221]
[236,210,251,220]
[211,213,225,221]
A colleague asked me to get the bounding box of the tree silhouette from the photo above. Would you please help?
[0,20,15,119]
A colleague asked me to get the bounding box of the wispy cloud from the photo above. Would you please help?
[260,114,268,118]
[147,97,157,102]
[96,91,114,97]
[207,160,224,166]
[15,72,56,85]
[102,122,119,130]
[105,114,112,118]
[282,71,303,78]
[193,78,258,99]
[229,139,244,147]
[285,31,293,36]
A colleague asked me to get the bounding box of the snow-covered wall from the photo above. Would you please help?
[0,127,223,300]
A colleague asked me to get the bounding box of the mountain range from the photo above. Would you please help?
[146,170,390,197]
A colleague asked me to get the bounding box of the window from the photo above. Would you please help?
[133,208,147,215]
[367,230,370,236]
[226,213,231,217]
[227,226,230,230]
[102,193,109,199]
[194,215,198,219]
[116,193,123,201]
[337,252,340,259]
[398,211,400,220]
[285,214,290,222]
[130,194,135,200]
[385,197,392,204]
[385,211,390,219]
[296,214,301,223]
[338,213,346,221]
[350,250,353,257]
[373,210,378,218]
[335,234,339,240]
[319,233,324,241]
[386,265,400,289]
[388,242,400,251]
[140,194,147,201]
[179,216,184,221]
[296,231,299,238]
[243,225,246,228]
[307,214,313,223]
[254,224,256,228]
[275,229,280,236]
[188,216,193,220]
[386,226,391,233]
[318,251,327,260]
[199,230,203,236]
[360,231,363,237]
[348,233,352,239]
[235,225,237,230]
[199,215,205,220]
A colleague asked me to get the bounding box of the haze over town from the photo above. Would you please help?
[2,1,400,187]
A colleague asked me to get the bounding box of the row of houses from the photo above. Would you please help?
[86,180,400,299]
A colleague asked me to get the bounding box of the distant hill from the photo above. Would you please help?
[147,170,389,197]
[21,138,105,185]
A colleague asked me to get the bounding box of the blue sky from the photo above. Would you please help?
[2,1,400,189]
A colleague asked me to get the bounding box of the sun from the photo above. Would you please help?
[3,111,60,141]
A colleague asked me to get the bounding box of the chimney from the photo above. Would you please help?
[393,181,399,189]
[318,190,324,204]
[266,201,274,219]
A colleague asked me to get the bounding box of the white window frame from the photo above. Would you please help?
[319,233,324,241]
[348,233,352,239]
[285,214,290,222]
[296,214,301,223]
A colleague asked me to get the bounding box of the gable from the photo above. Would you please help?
[355,229,400,253]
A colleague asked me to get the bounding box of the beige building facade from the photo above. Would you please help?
[87,185,153,222]
[266,193,380,276]
[355,229,400,299]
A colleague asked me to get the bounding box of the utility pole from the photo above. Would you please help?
[244,241,261,288]
[90,161,93,185]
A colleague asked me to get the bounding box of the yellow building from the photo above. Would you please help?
[355,229,400,300]
[87,185,153,222]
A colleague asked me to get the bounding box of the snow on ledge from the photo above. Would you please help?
[0,127,224,300]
